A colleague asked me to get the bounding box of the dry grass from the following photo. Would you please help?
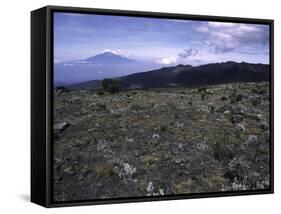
[94,164,113,177]
[142,155,159,166]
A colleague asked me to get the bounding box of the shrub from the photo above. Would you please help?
[257,88,267,95]
[101,78,120,93]
[201,93,206,101]
[236,94,243,102]
[96,89,104,95]
[252,98,261,106]
[56,86,69,92]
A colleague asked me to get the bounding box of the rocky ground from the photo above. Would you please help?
[53,82,270,202]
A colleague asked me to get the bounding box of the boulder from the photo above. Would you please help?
[54,122,70,132]
[89,102,107,110]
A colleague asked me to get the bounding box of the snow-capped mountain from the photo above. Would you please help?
[54,52,158,86]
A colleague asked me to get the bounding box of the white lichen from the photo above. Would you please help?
[195,141,209,151]
[123,163,136,178]
[97,140,107,151]
[146,182,154,195]
[231,177,247,191]
[146,181,165,196]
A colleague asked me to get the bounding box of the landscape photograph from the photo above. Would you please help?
[53,12,271,202]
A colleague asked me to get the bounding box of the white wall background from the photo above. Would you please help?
[0,0,279,212]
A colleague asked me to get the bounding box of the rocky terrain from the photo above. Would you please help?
[53,82,270,202]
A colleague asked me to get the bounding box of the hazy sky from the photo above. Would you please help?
[54,12,270,65]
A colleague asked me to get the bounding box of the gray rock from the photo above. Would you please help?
[235,123,246,134]
[232,106,245,115]
[197,105,210,113]
[231,114,244,123]
[216,105,232,113]
[247,135,258,144]
[63,166,76,176]
[256,114,262,120]
[70,97,80,103]
[175,158,184,164]
[89,102,107,110]
[54,122,70,132]
[216,114,225,122]
[246,113,263,121]
[175,122,184,128]
[172,147,180,155]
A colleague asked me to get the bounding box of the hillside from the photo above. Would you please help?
[68,61,270,90]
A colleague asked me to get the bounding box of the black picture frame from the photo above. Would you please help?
[31,5,274,208]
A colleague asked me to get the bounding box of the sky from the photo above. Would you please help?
[54,12,270,65]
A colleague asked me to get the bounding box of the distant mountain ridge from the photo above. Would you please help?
[68,61,270,90]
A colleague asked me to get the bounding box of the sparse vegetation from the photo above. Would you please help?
[94,164,113,177]
[53,82,270,201]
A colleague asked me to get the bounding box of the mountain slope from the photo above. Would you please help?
[119,61,270,89]
[67,61,269,90]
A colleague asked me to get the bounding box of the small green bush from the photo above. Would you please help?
[101,78,121,93]
[56,86,69,92]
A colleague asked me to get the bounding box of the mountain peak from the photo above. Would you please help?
[83,51,135,64]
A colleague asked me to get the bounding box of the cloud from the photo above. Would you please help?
[102,49,130,57]
[197,22,269,54]
[178,48,199,58]
[157,56,178,65]
[208,22,236,28]
[158,48,199,65]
